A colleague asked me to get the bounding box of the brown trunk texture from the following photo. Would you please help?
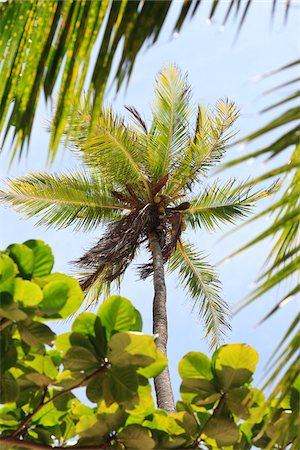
[149,231,175,413]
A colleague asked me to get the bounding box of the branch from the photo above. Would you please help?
[191,393,227,448]
[11,364,109,438]
[0,437,107,450]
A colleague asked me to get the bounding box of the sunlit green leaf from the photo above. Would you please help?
[213,344,259,391]
[98,295,142,339]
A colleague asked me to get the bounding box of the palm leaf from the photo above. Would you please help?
[167,99,239,196]
[67,106,152,198]
[220,58,300,405]
[147,64,192,181]
[184,179,275,232]
[168,240,231,349]
[0,171,127,231]
[0,0,288,161]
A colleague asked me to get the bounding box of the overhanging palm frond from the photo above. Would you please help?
[167,99,239,196]
[0,171,127,231]
[168,240,231,349]
[185,179,275,232]
[148,64,192,181]
[220,58,300,401]
[0,0,292,161]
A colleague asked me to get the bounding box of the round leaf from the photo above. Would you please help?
[213,344,259,390]
[204,417,239,446]
[118,424,155,450]
[40,273,83,318]
[86,376,104,404]
[64,346,100,371]
[7,243,34,278]
[24,240,54,277]
[0,254,18,287]
[97,295,142,338]
[13,278,43,306]
[179,352,213,379]
[108,332,157,368]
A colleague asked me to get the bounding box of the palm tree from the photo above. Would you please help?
[0,65,272,412]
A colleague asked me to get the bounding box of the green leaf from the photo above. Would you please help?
[86,375,103,404]
[13,278,43,307]
[204,416,239,446]
[118,424,155,450]
[138,349,168,378]
[7,243,34,278]
[24,354,58,379]
[64,346,100,371]
[0,372,19,403]
[39,281,68,315]
[24,240,54,277]
[178,352,213,379]
[40,273,83,318]
[180,377,220,406]
[55,332,72,355]
[213,344,259,391]
[104,366,138,404]
[0,254,18,287]
[25,373,53,387]
[72,313,107,358]
[97,295,142,339]
[0,338,17,374]
[225,387,251,419]
[108,332,157,368]
[125,383,155,424]
[76,403,125,445]
[18,321,55,346]
[0,293,27,321]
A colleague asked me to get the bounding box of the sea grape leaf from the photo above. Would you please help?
[13,278,43,306]
[204,416,239,446]
[40,273,83,318]
[179,352,213,379]
[118,424,156,450]
[97,295,142,339]
[24,240,54,277]
[213,344,259,391]
[0,372,19,403]
[6,244,34,278]
[108,332,157,368]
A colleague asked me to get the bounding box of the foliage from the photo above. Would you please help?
[220,59,300,402]
[0,65,274,349]
[0,240,299,450]
[0,0,292,161]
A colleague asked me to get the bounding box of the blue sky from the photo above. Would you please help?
[0,1,299,398]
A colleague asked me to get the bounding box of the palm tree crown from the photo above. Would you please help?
[1,65,271,349]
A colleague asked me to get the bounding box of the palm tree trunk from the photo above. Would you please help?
[149,230,175,413]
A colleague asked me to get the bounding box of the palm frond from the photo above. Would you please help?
[167,99,239,196]
[0,0,292,160]
[220,58,300,405]
[68,106,151,198]
[168,240,231,349]
[147,64,192,181]
[0,171,127,231]
[184,179,274,232]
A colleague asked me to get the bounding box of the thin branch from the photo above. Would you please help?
[12,365,108,438]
